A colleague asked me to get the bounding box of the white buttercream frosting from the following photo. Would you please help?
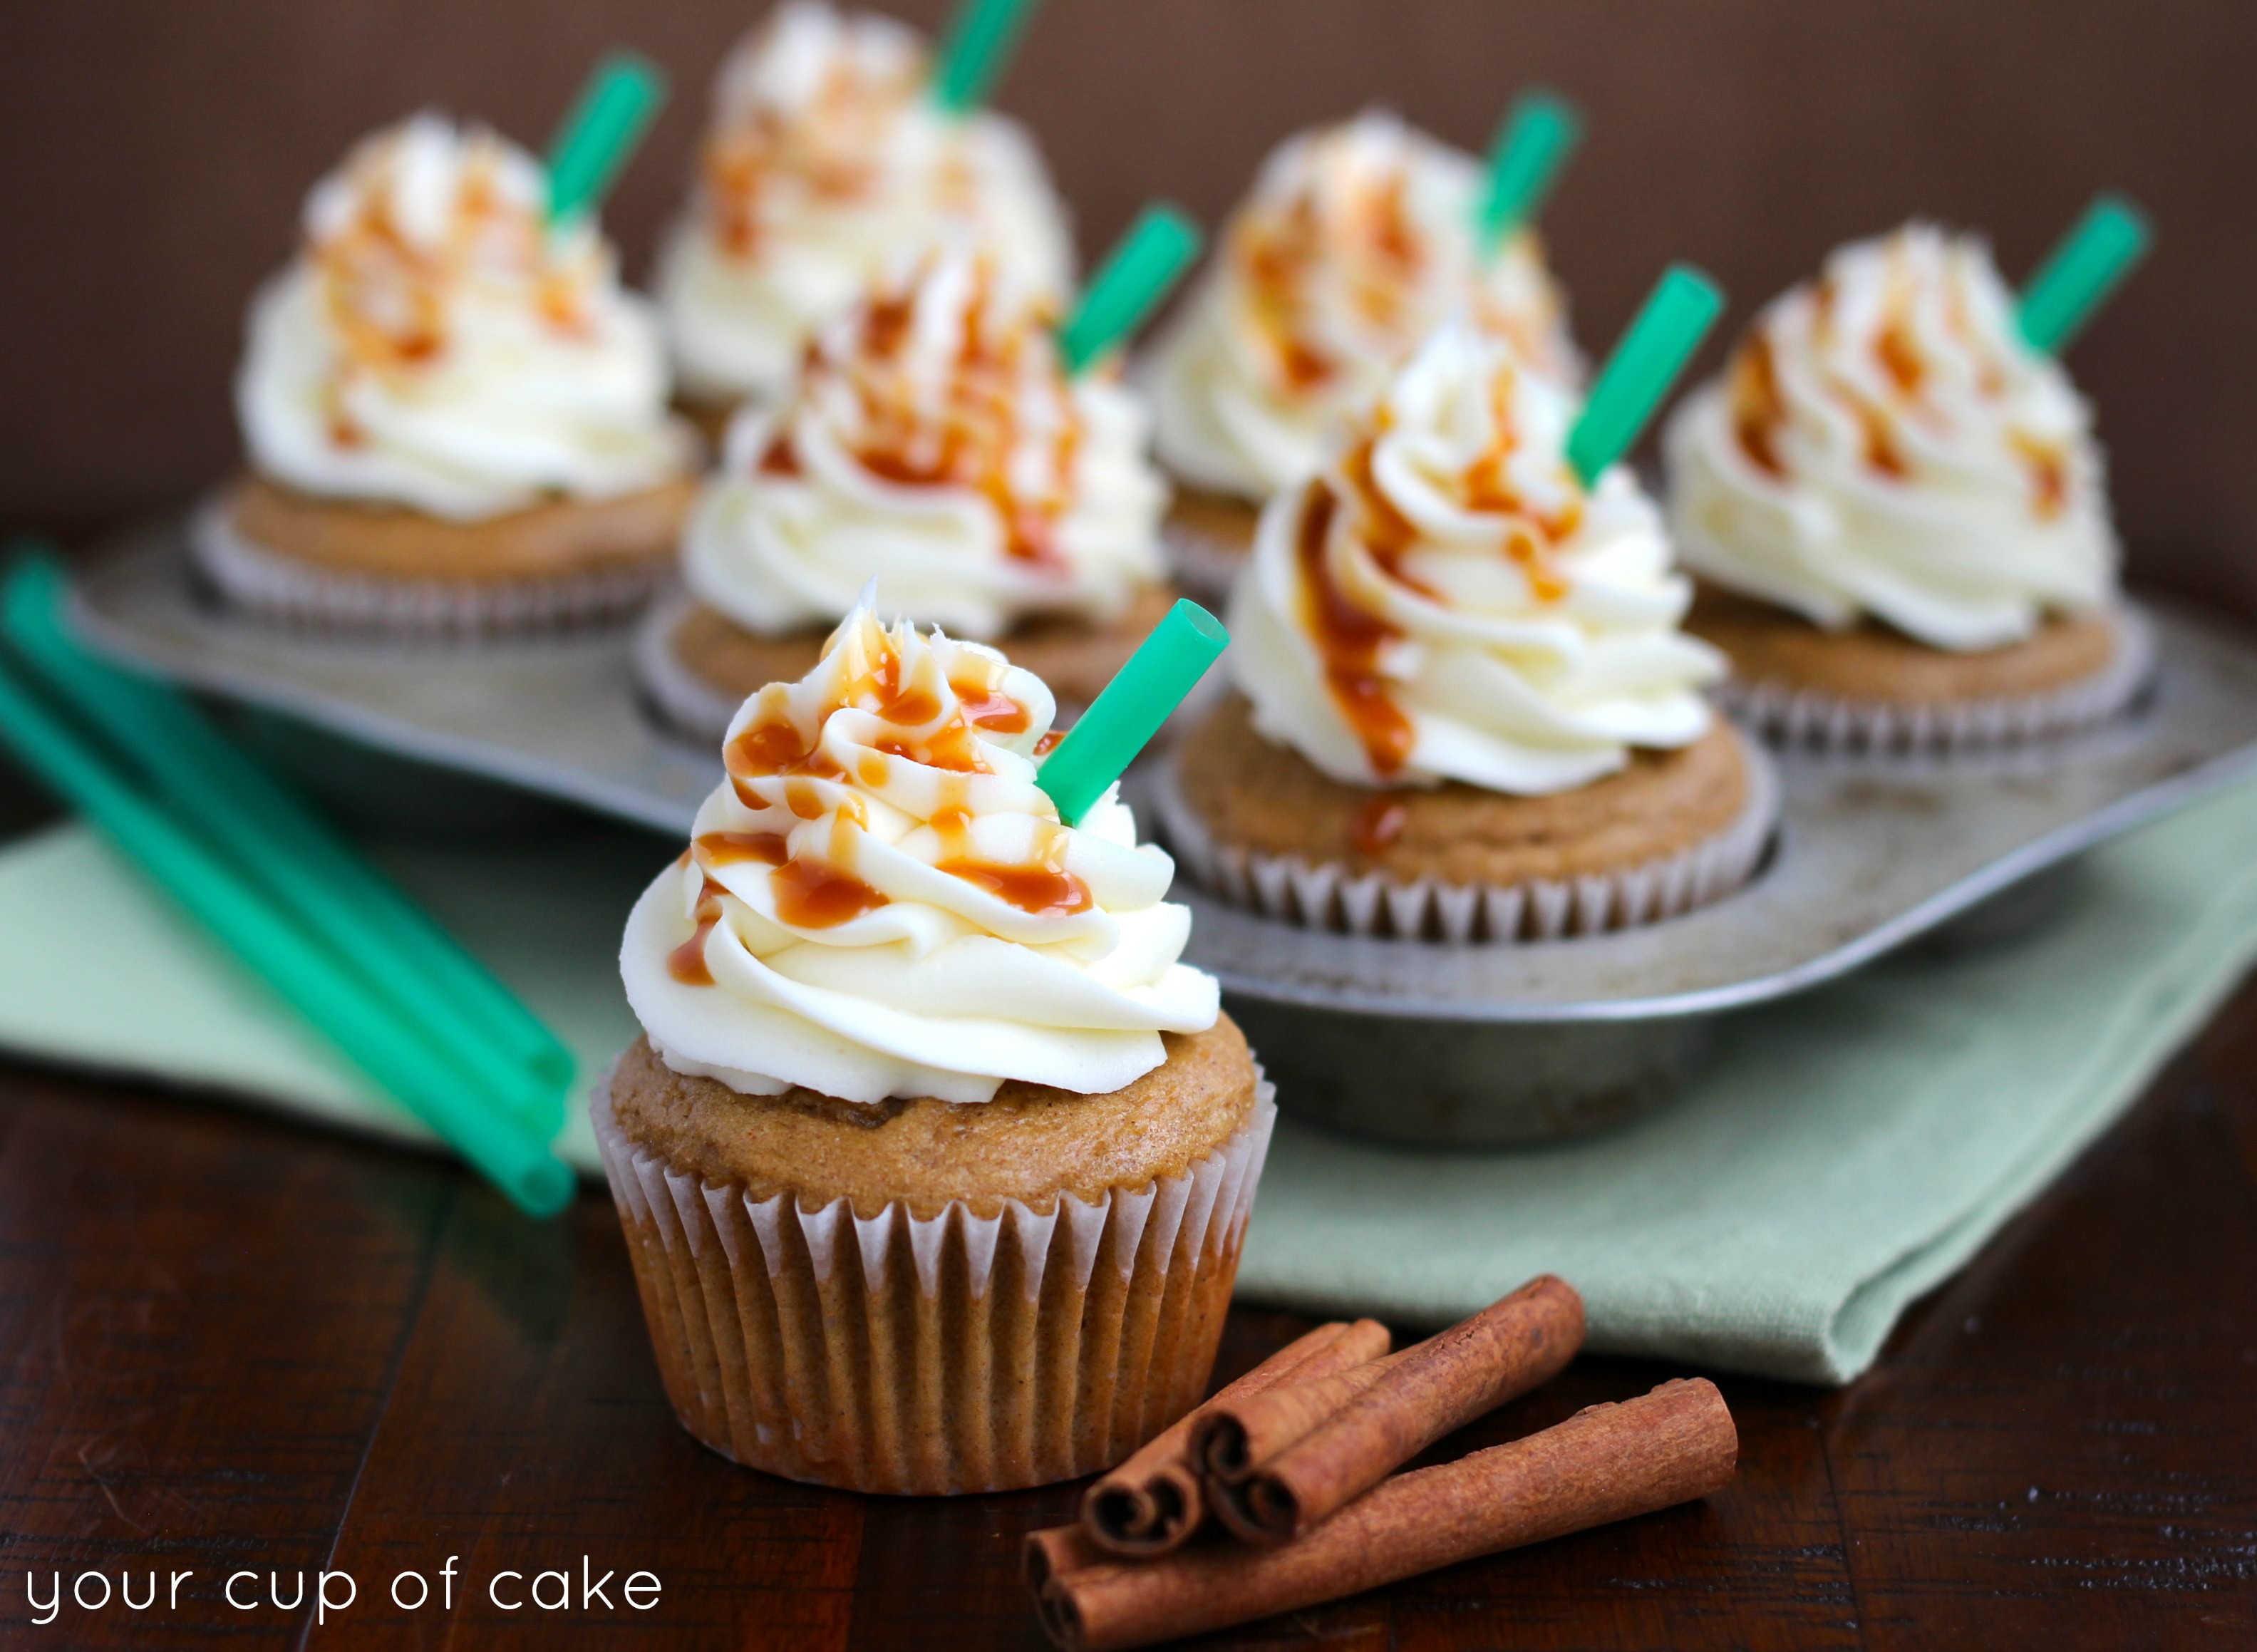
[1664,223,2117,651]
[236,113,686,521]
[683,250,1167,641]
[1230,321,1720,794]
[656,1,1074,406]
[621,600,1219,1105]
[1146,110,1577,503]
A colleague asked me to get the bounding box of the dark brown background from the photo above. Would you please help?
[4,1,2254,614]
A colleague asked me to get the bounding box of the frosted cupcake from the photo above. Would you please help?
[1664,224,2148,749]
[1157,322,1773,942]
[640,247,1174,742]
[196,114,696,634]
[1145,111,1577,596]
[596,598,1273,1493]
[656,1,1073,429]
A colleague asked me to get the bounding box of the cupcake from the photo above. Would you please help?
[1663,224,2148,749]
[656,1,1073,432]
[1145,111,1577,597]
[639,246,1176,743]
[1156,321,1774,942]
[596,597,1273,1493]
[194,113,696,635]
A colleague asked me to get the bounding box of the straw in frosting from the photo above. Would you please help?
[931,0,1045,115]
[1058,205,1204,374]
[1565,262,1723,485]
[1477,88,1584,252]
[1038,599,1227,825]
[545,51,667,222]
[2018,193,2152,354]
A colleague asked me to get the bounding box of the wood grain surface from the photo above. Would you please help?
[0,770,2252,1648]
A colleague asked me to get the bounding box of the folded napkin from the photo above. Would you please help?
[4,780,2255,1385]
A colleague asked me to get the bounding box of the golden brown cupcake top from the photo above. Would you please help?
[606,1019,1259,1217]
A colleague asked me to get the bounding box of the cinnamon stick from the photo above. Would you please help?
[1207,1275,1583,1544]
[1073,1318,1390,1559]
[1025,1523,1107,1593]
[1037,1377,1737,1652]
[1189,1352,1405,1484]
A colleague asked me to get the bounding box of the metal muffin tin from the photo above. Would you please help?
[71,517,2257,1142]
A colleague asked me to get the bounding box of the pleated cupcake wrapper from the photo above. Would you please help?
[189,495,666,638]
[590,1067,1277,1494]
[1151,731,1780,942]
[631,587,744,744]
[1161,517,1255,606]
[633,584,1224,750]
[1723,604,2155,756]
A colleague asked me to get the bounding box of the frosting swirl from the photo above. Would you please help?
[1230,321,1720,794]
[237,113,686,521]
[656,1,1074,406]
[1663,223,2117,651]
[1146,111,1577,502]
[683,249,1168,640]
[621,600,1218,1105]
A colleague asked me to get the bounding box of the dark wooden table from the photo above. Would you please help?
[2,773,2255,1651]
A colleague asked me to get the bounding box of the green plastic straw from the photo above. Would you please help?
[931,0,1044,115]
[0,654,573,1217]
[1477,88,1584,252]
[545,52,667,222]
[1565,263,1725,486]
[1038,600,1227,825]
[1,554,572,1136]
[1058,205,1204,374]
[2017,193,2152,354]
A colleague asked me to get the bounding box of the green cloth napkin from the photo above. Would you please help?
[3,783,2254,1385]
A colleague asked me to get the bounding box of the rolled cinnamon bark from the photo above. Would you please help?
[1191,1353,1405,1485]
[1025,1523,1107,1593]
[1208,1275,1584,1544]
[1073,1317,1390,1559]
[1038,1377,1737,1652]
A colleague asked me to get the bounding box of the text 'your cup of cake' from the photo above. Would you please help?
[1143,95,1584,598]
[596,596,1272,1494]
[1663,207,2154,752]
[1156,292,1780,944]
[197,100,698,635]
[655,0,1073,436]
[640,216,1202,744]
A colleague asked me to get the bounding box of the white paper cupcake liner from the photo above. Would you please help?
[634,584,1227,751]
[189,495,668,638]
[1721,604,2155,755]
[591,1065,1276,1495]
[1151,728,1780,943]
[631,586,744,744]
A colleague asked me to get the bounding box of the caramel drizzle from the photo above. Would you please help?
[1238,154,1432,394]
[1741,259,2071,520]
[929,808,1093,917]
[1298,365,1586,775]
[1296,485,1415,778]
[671,629,1085,980]
[780,263,1080,567]
[2008,430,2070,520]
[314,138,582,391]
[1348,794,1408,858]
[1729,334,1787,478]
[701,51,917,257]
